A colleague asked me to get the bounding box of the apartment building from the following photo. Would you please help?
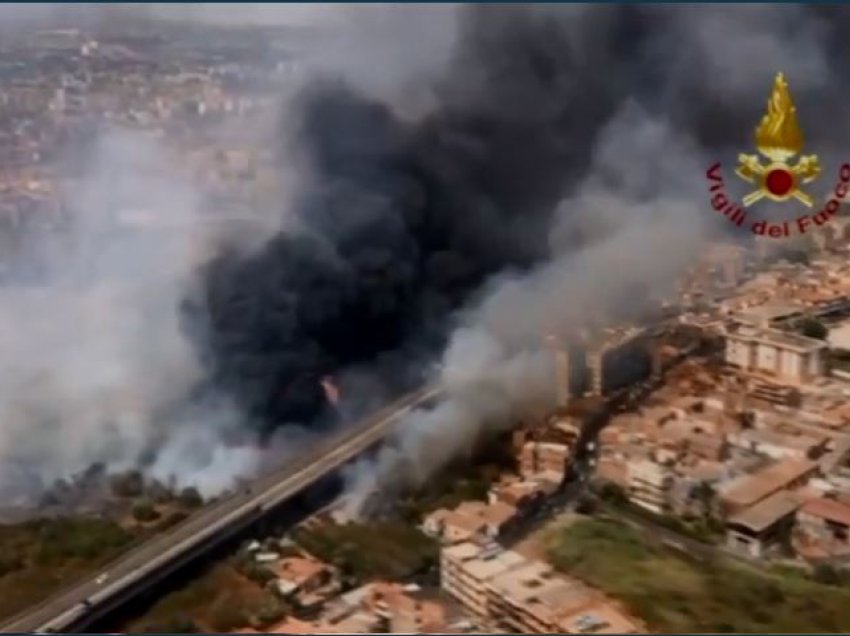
[734,302,807,330]
[440,543,525,619]
[423,501,518,544]
[488,476,553,511]
[270,556,338,609]
[519,441,571,480]
[718,458,818,515]
[487,560,641,634]
[626,458,673,514]
[730,428,830,462]
[725,325,827,382]
[725,490,800,558]
[794,496,850,560]
[440,542,641,634]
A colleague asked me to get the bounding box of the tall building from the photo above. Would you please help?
[626,459,673,515]
[519,441,570,480]
[725,325,827,382]
[440,542,641,634]
[441,543,524,619]
[586,349,604,397]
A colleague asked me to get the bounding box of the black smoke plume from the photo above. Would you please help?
[188,5,850,435]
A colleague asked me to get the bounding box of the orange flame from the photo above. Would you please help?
[321,376,340,406]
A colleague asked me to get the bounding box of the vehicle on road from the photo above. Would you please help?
[95,573,109,585]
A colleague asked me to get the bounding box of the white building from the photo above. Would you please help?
[734,302,806,329]
[626,459,673,515]
[725,325,827,382]
[440,542,641,633]
[828,322,850,351]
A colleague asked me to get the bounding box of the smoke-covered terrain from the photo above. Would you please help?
[4,4,850,505]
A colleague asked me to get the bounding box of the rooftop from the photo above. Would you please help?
[495,479,547,505]
[488,561,585,617]
[271,556,330,585]
[480,501,519,525]
[442,510,487,536]
[726,490,800,533]
[462,547,526,582]
[800,497,850,527]
[720,458,818,509]
[740,428,828,452]
[442,541,481,561]
[264,617,334,634]
[439,500,519,536]
[556,602,643,634]
[735,302,806,324]
[726,325,827,352]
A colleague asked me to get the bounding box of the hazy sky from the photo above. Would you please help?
[143,3,345,26]
[0,3,344,28]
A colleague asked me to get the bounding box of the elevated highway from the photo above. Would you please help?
[0,385,441,634]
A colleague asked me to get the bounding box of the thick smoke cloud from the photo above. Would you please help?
[194,6,638,431]
[4,4,850,505]
[189,4,850,505]
[195,5,824,427]
[0,128,299,502]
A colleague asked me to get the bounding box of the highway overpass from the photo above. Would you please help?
[0,385,442,634]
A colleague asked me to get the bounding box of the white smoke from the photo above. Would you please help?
[0,4,467,506]
[0,128,271,501]
[338,64,736,515]
[338,3,850,516]
[341,100,714,517]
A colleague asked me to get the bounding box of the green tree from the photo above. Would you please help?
[156,511,189,532]
[813,563,842,586]
[576,496,597,515]
[147,478,176,504]
[597,481,629,505]
[110,470,145,498]
[132,501,161,523]
[141,615,199,633]
[0,554,23,576]
[178,486,203,509]
[255,601,289,627]
[241,562,275,587]
[801,318,828,340]
[209,603,250,632]
[692,481,717,518]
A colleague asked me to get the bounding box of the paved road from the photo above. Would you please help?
[0,385,441,634]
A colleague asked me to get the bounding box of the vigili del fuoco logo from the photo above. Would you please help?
[705,72,849,238]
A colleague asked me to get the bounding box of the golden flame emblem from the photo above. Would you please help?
[736,72,820,207]
[755,73,803,161]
